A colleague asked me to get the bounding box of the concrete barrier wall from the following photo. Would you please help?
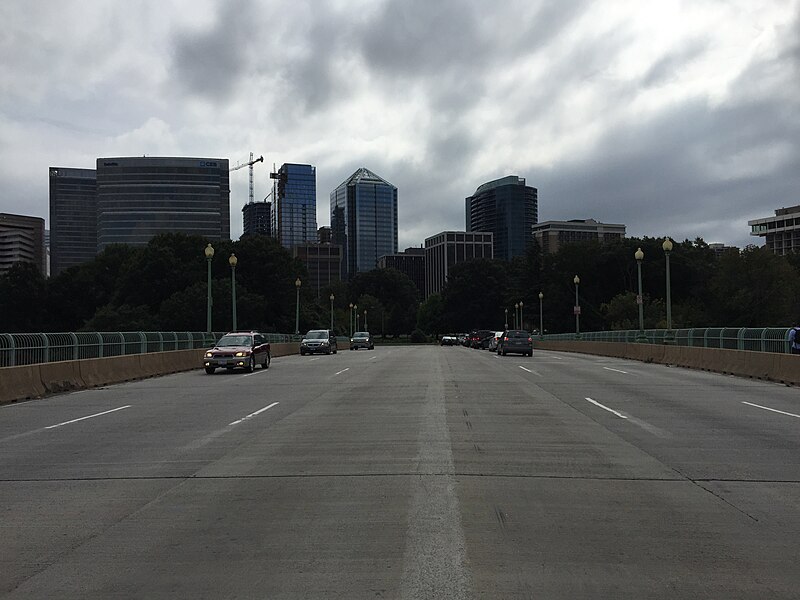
[0,342,305,405]
[535,340,800,386]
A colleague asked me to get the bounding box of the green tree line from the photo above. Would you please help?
[1,233,798,335]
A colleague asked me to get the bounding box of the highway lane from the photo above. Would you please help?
[1,345,798,598]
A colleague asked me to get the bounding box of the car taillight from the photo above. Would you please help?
[528,337,532,342]
[504,337,508,341]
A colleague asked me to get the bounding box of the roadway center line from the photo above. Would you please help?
[242,369,268,378]
[45,405,131,430]
[229,402,279,426]
[369,356,377,361]
[742,401,800,419]
[603,367,629,374]
[518,365,542,377]
[335,368,350,376]
[309,358,321,362]
[585,397,628,419]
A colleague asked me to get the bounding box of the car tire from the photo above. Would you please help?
[502,350,507,356]
[246,355,255,373]
[300,350,306,356]
[262,352,270,369]
[205,367,215,374]
[333,348,337,354]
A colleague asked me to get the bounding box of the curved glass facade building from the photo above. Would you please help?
[330,168,398,279]
[465,175,538,261]
[96,157,230,250]
[271,163,317,249]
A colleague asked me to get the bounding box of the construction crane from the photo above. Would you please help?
[230,153,264,204]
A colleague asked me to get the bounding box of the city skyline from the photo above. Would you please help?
[1,1,798,251]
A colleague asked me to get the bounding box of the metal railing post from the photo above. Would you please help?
[69,332,78,360]
[40,333,49,364]
[2,333,15,367]
[96,332,104,358]
[737,328,745,351]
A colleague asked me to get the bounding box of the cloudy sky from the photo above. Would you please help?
[1,0,798,250]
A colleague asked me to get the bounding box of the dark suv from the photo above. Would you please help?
[496,330,533,356]
[350,331,374,350]
[300,329,338,355]
[203,331,271,374]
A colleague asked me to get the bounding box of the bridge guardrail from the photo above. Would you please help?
[0,331,299,367]
[541,327,792,353]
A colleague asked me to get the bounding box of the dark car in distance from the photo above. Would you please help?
[350,331,374,350]
[204,331,271,374]
[300,329,338,355]
[496,330,533,356]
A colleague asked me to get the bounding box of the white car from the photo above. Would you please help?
[487,331,504,351]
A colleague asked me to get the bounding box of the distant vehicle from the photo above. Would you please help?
[203,331,271,374]
[488,331,504,351]
[440,335,458,346]
[300,329,338,355]
[496,330,533,357]
[470,330,494,349]
[350,331,374,350]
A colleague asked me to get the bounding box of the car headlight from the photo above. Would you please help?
[205,352,213,358]
[234,351,249,357]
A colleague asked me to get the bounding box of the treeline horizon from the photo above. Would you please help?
[1,233,798,336]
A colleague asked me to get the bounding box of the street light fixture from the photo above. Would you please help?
[514,302,519,329]
[504,308,508,330]
[330,293,335,331]
[349,302,353,337]
[364,309,368,330]
[538,291,544,339]
[635,248,647,343]
[295,278,301,335]
[355,304,360,331]
[662,238,674,344]
[204,243,214,333]
[573,275,581,338]
[229,253,238,331]
[519,301,524,331]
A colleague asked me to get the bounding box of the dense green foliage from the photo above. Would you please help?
[1,233,798,334]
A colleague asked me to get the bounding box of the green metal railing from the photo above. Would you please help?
[0,332,299,367]
[541,328,793,353]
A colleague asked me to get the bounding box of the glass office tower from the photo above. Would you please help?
[96,157,230,250]
[330,167,398,279]
[49,167,97,275]
[465,175,538,261]
[242,201,272,237]
[271,163,317,248]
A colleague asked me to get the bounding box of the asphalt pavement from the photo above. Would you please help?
[1,344,798,598]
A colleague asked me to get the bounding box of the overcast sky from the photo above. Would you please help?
[1,0,798,250]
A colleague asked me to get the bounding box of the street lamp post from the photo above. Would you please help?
[295,278,301,335]
[514,303,519,329]
[504,308,508,330]
[538,291,543,339]
[364,309,368,330]
[635,248,647,343]
[574,275,581,338]
[330,293,335,331]
[663,238,674,344]
[356,306,360,331]
[204,243,214,333]
[229,253,238,331]
[519,301,524,331]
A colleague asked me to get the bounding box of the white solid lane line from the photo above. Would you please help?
[585,397,628,420]
[603,367,629,374]
[742,401,800,419]
[370,356,377,361]
[518,365,542,377]
[335,368,350,376]
[45,405,132,430]
[229,402,280,426]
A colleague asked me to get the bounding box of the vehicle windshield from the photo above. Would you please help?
[216,335,252,347]
[353,332,369,337]
[509,330,529,338]
[305,330,329,339]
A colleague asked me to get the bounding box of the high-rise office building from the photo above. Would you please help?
[271,163,317,248]
[96,157,230,250]
[749,205,800,255]
[465,175,538,261]
[49,167,97,275]
[242,201,271,237]
[377,248,425,295]
[330,167,398,279]
[292,243,343,297]
[533,219,625,254]
[0,213,46,274]
[424,231,493,298]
